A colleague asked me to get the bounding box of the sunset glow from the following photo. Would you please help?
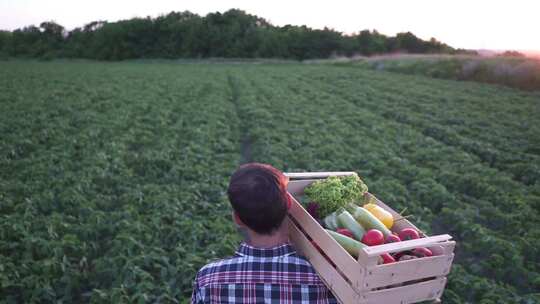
[1,0,539,52]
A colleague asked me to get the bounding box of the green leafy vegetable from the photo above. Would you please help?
[304,175,368,218]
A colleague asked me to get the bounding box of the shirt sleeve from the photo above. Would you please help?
[191,277,203,304]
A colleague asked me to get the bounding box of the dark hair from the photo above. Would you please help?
[227,163,290,235]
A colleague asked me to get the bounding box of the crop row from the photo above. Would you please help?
[226,64,539,303]
[1,61,538,303]
[0,62,242,303]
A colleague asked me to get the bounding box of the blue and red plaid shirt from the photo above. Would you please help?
[191,242,338,304]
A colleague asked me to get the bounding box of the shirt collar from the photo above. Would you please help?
[235,242,296,258]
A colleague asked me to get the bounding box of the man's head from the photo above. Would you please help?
[227,163,290,235]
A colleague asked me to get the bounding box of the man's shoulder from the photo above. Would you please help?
[196,255,241,278]
[197,251,316,272]
[192,248,338,303]
[194,250,325,287]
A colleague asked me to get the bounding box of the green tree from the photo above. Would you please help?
[0,30,12,57]
[3,9,459,60]
[357,30,387,55]
[394,32,426,53]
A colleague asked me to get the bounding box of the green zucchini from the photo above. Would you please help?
[336,210,366,240]
[322,212,340,231]
[350,205,392,238]
[326,229,367,257]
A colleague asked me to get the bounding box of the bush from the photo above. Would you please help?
[358,55,540,91]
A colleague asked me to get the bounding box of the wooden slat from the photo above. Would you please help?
[363,254,454,290]
[285,171,455,303]
[285,171,356,180]
[361,235,453,257]
[287,180,318,196]
[363,277,447,304]
[428,241,456,256]
[356,247,380,269]
[287,196,365,292]
[288,220,363,304]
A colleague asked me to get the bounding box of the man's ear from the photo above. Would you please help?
[286,192,292,210]
[232,211,245,227]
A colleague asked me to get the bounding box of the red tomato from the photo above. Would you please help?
[412,247,433,258]
[380,253,396,264]
[399,228,420,241]
[361,229,384,246]
[385,234,401,243]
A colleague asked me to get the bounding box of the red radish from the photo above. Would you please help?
[361,229,384,246]
[336,228,354,239]
[306,202,320,219]
[385,234,401,243]
[380,253,396,264]
[412,247,433,258]
[399,228,420,241]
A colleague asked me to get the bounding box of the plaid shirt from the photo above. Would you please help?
[191,242,338,304]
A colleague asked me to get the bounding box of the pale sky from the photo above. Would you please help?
[1,0,539,51]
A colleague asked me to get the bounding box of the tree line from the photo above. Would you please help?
[0,9,476,60]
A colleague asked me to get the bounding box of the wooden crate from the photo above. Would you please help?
[285,172,455,304]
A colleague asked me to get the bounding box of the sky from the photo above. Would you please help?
[1,0,539,52]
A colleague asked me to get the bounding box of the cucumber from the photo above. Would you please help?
[350,205,392,238]
[326,229,367,257]
[322,212,340,231]
[336,210,366,240]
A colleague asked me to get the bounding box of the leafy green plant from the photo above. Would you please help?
[304,175,368,218]
[0,61,538,303]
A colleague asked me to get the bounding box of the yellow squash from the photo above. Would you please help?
[363,203,394,229]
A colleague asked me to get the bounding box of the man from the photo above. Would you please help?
[191,163,338,304]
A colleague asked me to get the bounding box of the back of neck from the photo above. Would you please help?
[244,221,289,248]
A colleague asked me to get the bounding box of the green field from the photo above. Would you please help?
[335,54,540,91]
[1,61,539,303]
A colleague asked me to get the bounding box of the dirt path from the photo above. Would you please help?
[227,73,253,164]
